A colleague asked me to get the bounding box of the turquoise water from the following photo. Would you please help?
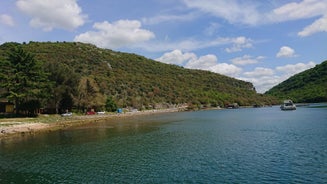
[1,105,327,183]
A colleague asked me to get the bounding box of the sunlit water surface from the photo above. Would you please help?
[1,105,326,183]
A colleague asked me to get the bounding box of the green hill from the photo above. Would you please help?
[0,42,277,113]
[265,60,327,103]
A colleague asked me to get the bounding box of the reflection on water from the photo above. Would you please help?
[1,105,327,183]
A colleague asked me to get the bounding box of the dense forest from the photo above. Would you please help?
[265,60,327,103]
[0,42,278,116]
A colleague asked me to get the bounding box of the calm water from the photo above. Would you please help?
[1,105,327,183]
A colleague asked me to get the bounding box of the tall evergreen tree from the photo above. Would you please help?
[0,46,50,115]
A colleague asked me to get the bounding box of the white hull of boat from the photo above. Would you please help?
[280,105,296,110]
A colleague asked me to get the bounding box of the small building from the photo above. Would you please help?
[226,103,239,109]
[0,88,14,113]
[0,101,14,113]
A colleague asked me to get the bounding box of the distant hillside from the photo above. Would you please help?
[266,60,327,103]
[0,42,277,112]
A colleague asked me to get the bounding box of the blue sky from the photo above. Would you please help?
[1,0,326,93]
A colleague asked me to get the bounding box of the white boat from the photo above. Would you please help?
[280,100,296,110]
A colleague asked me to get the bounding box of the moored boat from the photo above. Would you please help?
[280,100,296,110]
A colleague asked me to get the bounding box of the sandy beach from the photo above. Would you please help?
[0,108,184,139]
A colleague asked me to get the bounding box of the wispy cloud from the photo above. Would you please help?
[0,14,15,27]
[298,15,327,37]
[142,12,197,25]
[269,0,327,36]
[135,36,253,53]
[243,67,275,78]
[225,37,253,53]
[269,0,327,22]
[230,55,264,66]
[181,0,327,36]
[182,0,261,25]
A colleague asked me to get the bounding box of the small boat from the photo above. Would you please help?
[280,100,296,110]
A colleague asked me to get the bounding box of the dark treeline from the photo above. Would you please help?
[0,42,278,116]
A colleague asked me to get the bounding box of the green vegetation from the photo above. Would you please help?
[0,46,51,116]
[0,42,277,115]
[265,60,327,103]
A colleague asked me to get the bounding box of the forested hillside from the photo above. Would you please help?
[0,42,277,114]
[266,60,327,103]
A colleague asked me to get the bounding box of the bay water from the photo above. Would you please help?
[1,105,326,183]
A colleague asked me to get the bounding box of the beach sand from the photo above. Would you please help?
[0,108,184,139]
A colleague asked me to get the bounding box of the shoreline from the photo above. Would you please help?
[1,105,265,140]
[0,108,184,140]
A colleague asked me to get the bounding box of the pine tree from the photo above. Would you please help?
[0,46,50,116]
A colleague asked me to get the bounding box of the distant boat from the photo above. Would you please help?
[280,100,296,110]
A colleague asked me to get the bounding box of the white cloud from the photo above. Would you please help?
[16,0,86,31]
[0,14,15,26]
[240,67,276,93]
[276,61,316,77]
[276,46,296,58]
[225,36,253,53]
[155,49,196,65]
[157,50,242,77]
[74,20,155,49]
[240,75,281,93]
[230,55,264,65]
[210,63,242,77]
[185,54,218,70]
[185,54,242,77]
[243,67,274,78]
[298,15,327,36]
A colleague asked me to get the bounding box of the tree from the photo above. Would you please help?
[105,96,117,112]
[20,100,41,117]
[59,91,74,113]
[0,46,50,116]
[75,76,105,112]
[45,62,79,113]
